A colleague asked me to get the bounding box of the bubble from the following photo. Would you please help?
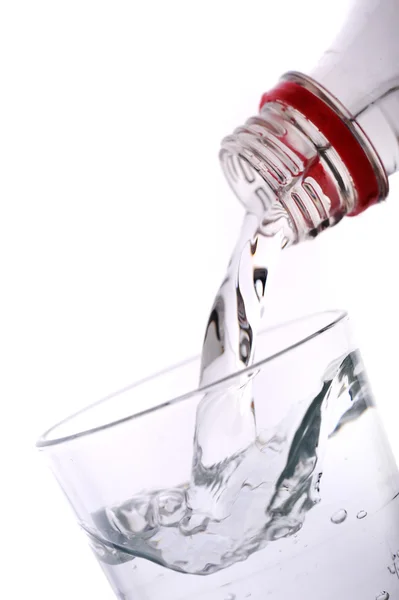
[376,592,389,600]
[240,342,249,359]
[357,510,367,519]
[255,278,264,300]
[155,489,187,526]
[225,595,236,600]
[330,509,347,524]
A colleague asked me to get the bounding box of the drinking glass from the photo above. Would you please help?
[37,311,399,599]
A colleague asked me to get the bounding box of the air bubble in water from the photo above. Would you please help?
[155,489,186,526]
[330,509,347,524]
[376,592,389,600]
[357,510,367,519]
[225,595,236,600]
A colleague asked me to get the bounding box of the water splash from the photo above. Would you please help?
[89,194,373,575]
[92,351,369,574]
[88,189,371,571]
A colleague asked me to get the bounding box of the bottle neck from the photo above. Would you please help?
[309,0,399,176]
[220,72,389,242]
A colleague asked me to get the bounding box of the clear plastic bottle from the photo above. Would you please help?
[220,0,399,241]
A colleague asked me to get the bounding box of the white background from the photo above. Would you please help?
[2,1,399,598]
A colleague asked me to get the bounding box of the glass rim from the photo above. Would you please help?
[37,309,348,449]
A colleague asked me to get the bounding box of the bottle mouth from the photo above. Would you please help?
[220,72,389,239]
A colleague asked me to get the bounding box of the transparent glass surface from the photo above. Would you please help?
[37,311,399,599]
[311,0,399,175]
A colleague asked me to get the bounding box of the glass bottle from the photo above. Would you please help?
[220,0,399,241]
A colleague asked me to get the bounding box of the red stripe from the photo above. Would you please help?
[260,81,380,216]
